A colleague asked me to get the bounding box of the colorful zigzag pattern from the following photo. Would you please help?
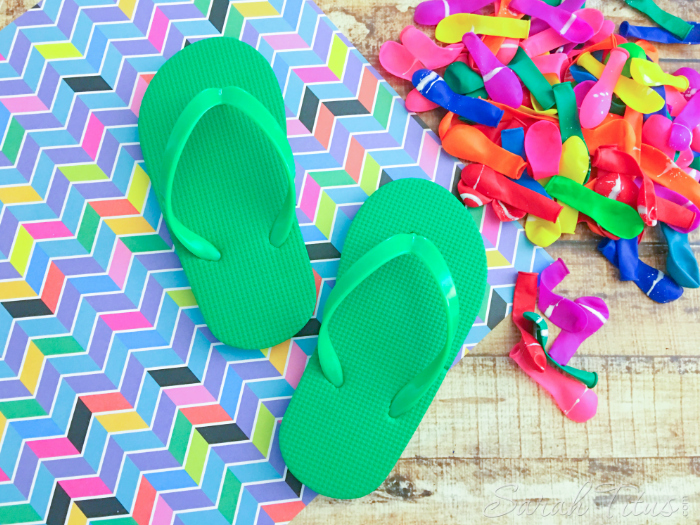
[0,0,551,523]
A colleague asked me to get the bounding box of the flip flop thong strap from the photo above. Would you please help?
[160,86,296,261]
[317,233,460,419]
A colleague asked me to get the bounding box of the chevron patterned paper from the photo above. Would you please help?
[0,0,551,523]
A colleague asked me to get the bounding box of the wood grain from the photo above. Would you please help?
[1,0,697,523]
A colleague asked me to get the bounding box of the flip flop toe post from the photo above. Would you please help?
[139,37,316,350]
[280,178,487,499]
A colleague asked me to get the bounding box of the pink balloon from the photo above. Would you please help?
[495,38,520,66]
[510,343,598,423]
[579,46,629,129]
[532,53,570,80]
[573,80,595,109]
[666,87,688,117]
[462,32,523,109]
[587,18,615,45]
[525,121,562,179]
[405,88,440,112]
[509,0,595,44]
[400,25,464,70]
[643,115,674,156]
[670,91,700,151]
[379,41,424,81]
[521,8,601,57]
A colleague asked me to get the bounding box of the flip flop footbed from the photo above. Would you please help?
[139,38,316,350]
[280,178,487,499]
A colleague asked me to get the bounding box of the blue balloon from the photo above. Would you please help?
[598,238,684,303]
[569,64,597,84]
[412,69,504,127]
[645,86,671,121]
[661,223,700,289]
[619,21,700,45]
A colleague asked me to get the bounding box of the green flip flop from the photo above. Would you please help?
[279,178,487,499]
[139,38,316,350]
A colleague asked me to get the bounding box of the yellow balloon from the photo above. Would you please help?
[525,214,562,248]
[557,206,579,234]
[577,52,665,114]
[436,14,531,43]
[629,58,690,92]
[559,136,589,182]
[556,136,589,234]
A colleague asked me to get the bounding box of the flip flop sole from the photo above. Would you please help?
[280,178,487,499]
[139,38,316,350]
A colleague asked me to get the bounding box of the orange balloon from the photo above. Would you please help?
[571,34,627,62]
[635,39,659,63]
[439,112,458,141]
[641,145,700,209]
[489,100,560,124]
[582,119,636,156]
[442,123,527,179]
[623,107,643,162]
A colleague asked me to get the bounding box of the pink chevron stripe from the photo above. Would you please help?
[131,75,152,117]
[24,221,73,240]
[108,239,132,289]
[285,342,307,389]
[287,119,309,136]
[418,134,440,177]
[101,311,152,331]
[299,176,321,222]
[0,468,9,482]
[59,477,112,498]
[82,114,105,160]
[152,495,173,525]
[262,501,306,523]
[148,8,168,53]
[345,137,364,182]
[263,33,309,50]
[294,66,339,83]
[1,95,47,113]
[481,204,501,247]
[27,437,79,459]
[165,385,216,406]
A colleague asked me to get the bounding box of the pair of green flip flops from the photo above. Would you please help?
[139,37,487,500]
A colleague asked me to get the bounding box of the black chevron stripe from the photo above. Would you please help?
[67,399,91,453]
[198,423,247,444]
[486,290,507,330]
[295,318,320,337]
[76,497,128,518]
[208,0,229,32]
[324,100,368,117]
[64,76,112,93]
[149,366,200,387]
[299,88,320,132]
[46,484,70,525]
[2,299,52,318]
[306,242,340,260]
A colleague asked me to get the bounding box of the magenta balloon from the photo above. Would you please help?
[414,0,493,26]
[462,32,523,109]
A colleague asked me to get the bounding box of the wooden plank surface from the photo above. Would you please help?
[1,0,697,523]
